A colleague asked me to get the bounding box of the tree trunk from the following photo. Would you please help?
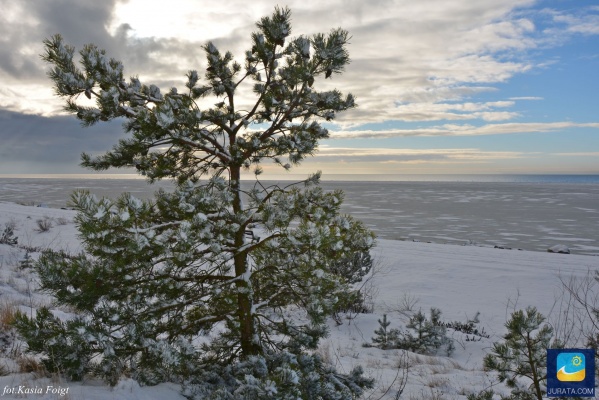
[526,333,543,400]
[231,165,260,357]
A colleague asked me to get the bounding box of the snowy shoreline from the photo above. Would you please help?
[1,201,599,399]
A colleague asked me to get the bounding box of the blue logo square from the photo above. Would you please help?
[547,349,595,397]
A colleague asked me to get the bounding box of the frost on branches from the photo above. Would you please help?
[15,7,375,398]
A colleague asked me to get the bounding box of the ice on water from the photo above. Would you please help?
[2,177,596,255]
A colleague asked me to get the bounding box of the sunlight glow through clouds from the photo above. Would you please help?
[109,1,266,41]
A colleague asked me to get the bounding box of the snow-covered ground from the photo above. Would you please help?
[1,201,598,399]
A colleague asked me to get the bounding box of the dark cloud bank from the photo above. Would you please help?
[0,0,206,173]
[0,109,124,174]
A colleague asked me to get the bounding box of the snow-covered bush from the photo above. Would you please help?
[334,289,371,317]
[181,349,372,399]
[466,390,495,400]
[440,311,489,339]
[15,307,93,381]
[396,308,454,356]
[0,301,19,357]
[0,222,18,245]
[15,6,375,398]
[330,247,374,319]
[330,246,373,285]
[35,218,53,233]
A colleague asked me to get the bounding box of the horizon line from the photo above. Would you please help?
[1,172,598,181]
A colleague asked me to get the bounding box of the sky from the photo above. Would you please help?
[0,0,598,178]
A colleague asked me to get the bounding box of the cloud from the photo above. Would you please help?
[553,152,599,157]
[0,0,209,112]
[391,101,518,122]
[0,0,119,82]
[508,96,543,101]
[0,0,551,125]
[552,9,599,35]
[537,6,599,47]
[4,0,598,128]
[0,109,123,173]
[330,122,599,139]
[314,147,527,164]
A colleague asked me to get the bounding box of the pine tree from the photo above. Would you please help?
[372,314,399,350]
[14,7,375,397]
[484,307,553,400]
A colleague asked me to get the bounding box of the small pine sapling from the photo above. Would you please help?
[372,314,399,350]
[19,251,33,269]
[484,307,553,400]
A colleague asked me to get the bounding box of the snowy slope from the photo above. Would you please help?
[1,202,598,399]
[321,239,599,398]
[372,239,597,333]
